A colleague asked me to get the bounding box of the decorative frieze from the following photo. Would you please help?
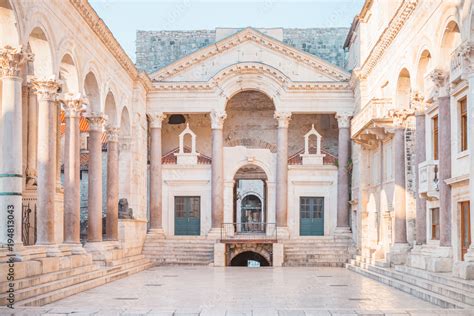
[274,111,292,128]
[0,45,32,77]
[211,110,227,129]
[410,91,425,115]
[388,108,415,128]
[451,41,474,83]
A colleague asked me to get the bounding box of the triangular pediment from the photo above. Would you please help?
[150,27,350,83]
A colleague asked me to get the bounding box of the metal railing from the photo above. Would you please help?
[221,222,277,242]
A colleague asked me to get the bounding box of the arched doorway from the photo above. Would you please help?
[234,164,267,233]
[230,251,270,267]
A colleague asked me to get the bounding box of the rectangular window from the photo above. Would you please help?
[460,98,468,152]
[431,207,440,240]
[432,115,439,160]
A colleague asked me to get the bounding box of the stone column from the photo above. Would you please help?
[335,112,352,232]
[390,110,411,245]
[25,83,38,188]
[413,94,427,245]
[274,111,291,229]
[438,95,452,247]
[149,112,166,232]
[105,125,120,240]
[62,93,85,248]
[0,46,29,245]
[86,113,107,242]
[32,77,61,251]
[210,110,227,230]
[56,102,62,191]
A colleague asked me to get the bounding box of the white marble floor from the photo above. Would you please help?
[4,267,474,315]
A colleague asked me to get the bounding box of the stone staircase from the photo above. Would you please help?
[282,235,354,267]
[347,256,474,308]
[0,253,153,307]
[143,235,215,265]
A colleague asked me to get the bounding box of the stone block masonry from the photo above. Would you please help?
[136,27,349,73]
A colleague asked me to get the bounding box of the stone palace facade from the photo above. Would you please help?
[0,0,473,308]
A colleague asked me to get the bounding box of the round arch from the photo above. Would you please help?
[395,68,411,109]
[414,49,432,95]
[84,71,101,113]
[230,251,270,267]
[119,106,131,137]
[437,19,461,71]
[104,91,118,125]
[58,53,79,93]
[27,26,53,77]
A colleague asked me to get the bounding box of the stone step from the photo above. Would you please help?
[365,265,474,305]
[106,254,146,267]
[283,262,346,267]
[347,263,472,309]
[284,250,351,254]
[18,260,153,306]
[0,263,98,293]
[394,265,474,293]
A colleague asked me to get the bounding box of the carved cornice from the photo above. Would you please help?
[31,77,61,102]
[210,110,227,129]
[152,28,350,82]
[69,0,153,90]
[148,112,167,129]
[451,41,474,83]
[359,0,418,79]
[0,45,32,77]
[274,111,292,128]
[61,92,87,118]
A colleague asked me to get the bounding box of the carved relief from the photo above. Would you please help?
[0,45,32,77]
[148,112,167,129]
[273,111,292,128]
[86,112,107,132]
[211,110,227,129]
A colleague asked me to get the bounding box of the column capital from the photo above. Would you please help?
[86,112,107,132]
[410,91,425,115]
[389,108,415,128]
[148,112,167,128]
[0,45,32,78]
[61,92,87,118]
[211,110,227,129]
[274,111,292,128]
[31,77,61,102]
[105,125,120,143]
[335,112,352,128]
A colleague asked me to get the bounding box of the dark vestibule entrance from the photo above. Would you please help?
[233,164,267,233]
[230,251,270,266]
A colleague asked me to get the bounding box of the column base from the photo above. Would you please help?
[386,243,411,265]
[84,240,121,263]
[334,226,352,236]
[42,244,63,257]
[213,243,226,267]
[64,242,86,255]
[207,228,222,240]
[272,243,284,267]
[407,244,452,272]
[276,227,290,240]
[148,228,166,238]
[453,246,474,280]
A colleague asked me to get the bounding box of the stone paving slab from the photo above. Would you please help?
[3,267,474,315]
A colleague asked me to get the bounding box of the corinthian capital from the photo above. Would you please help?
[389,108,415,128]
[410,91,425,115]
[105,125,120,142]
[274,111,292,128]
[31,76,61,102]
[210,110,227,129]
[148,112,167,128]
[0,45,32,77]
[86,112,107,132]
[335,112,352,128]
[61,92,87,118]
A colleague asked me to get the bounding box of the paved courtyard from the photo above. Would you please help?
[6,267,474,315]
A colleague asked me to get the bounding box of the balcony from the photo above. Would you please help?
[351,98,394,146]
[418,160,439,200]
[220,223,277,243]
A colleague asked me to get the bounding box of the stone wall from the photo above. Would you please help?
[136,28,349,73]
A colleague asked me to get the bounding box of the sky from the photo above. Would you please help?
[90,0,364,62]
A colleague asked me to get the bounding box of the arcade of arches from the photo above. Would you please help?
[0,0,474,309]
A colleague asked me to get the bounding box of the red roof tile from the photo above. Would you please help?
[288,148,337,165]
[162,146,212,165]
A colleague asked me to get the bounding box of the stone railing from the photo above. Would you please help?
[418,160,439,200]
[351,98,393,138]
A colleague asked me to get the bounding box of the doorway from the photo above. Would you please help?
[174,196,200,236]
[300,196,324,236]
